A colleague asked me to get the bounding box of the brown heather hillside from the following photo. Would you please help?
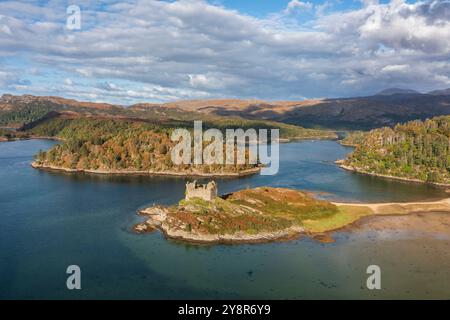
[0,94,119,111]
[129,93,450,130]
[2,90,450,130]
[129,99,324,117]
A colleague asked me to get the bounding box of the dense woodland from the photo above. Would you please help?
[0,103,53,127]
[0,95,335,140]
[0,95,336,174]
[340,131,367,146]
[35,119,220,173]
[30,117,268,173]
[344,116,450,184]
[7,95,450,181]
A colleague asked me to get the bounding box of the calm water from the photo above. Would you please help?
[0,139,449,299]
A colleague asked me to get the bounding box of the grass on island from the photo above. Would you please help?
[302,200,450,233]
[166,187,343,236]
[168,188,412,236]
[143,187,450,238]
[302,205,373,233]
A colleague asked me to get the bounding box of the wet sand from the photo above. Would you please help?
[340,211,450,238]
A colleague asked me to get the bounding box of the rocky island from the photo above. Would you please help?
[134,181,450,244]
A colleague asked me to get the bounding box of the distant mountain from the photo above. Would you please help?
[0,94,125,127]
[0,94,192,127]
[141,94,450,130]
[427,88,450,96]
[0,94,119,111]
[3,91,450,131]
[375,88,420,96]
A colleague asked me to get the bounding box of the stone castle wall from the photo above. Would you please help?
[185,181,217,201]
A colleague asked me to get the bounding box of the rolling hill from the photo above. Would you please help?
[130,89,450,130]
[2,89,450,131]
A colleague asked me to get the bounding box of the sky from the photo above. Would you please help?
[0,0,449,105]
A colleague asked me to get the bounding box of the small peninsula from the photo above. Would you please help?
[339,116,450,186]
[134,182,450,244]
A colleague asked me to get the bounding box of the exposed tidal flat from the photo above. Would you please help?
[1,139,450,299]
[30,162,261,178]
[135,188,450,244]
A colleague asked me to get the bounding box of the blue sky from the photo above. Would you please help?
[214,0,361,17]
[0,0,449,104]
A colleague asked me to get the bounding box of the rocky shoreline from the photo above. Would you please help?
[0,135,64,143]
[134,194,450,244]
[335,160,450,188]
[134,206,306,244]
[31,162,261,178]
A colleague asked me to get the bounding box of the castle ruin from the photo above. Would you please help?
[185,180,217,201]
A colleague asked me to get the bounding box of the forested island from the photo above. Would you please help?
[3,93,450,182]
[25,113,335,176]
[30,116,256,176]
[0,94,339,176]
[340,116,450,185]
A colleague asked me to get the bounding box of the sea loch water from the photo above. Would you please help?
[0,139,449,299]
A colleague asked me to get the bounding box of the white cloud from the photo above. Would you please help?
[285,1,314,14]
[0,0,449,102]
[380,64,410,73]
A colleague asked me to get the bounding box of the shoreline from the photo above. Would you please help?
[0,136,64,143]
[335,160,450,188]
[336,211,450,240]
[136,206,306,244]
[135,196,450,244]
[31,162,261,178]
[277,134,338,143]
[2,134,336,144]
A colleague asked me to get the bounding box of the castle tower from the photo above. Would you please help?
[185,180,217,201]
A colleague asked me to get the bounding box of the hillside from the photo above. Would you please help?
[129,91,450,130]
[18,110,335,141]
[0,128,30,141]
[200,94,450,130]
[340,131,368,147]
[3,91,450,131]
[428,88,450,96]
[26,113,334,176]
[0,94,123,127]
[0,89,450,130]
[341,116,450,185]
[0,94,336,141]
[30,116,264,176]
[375,88,420,96]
